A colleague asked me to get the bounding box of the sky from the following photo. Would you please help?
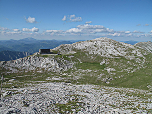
[0,0,152,41]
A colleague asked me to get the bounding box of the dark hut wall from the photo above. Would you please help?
[39,49,51,54]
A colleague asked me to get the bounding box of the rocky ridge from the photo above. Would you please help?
[0,55,73,74]
[52,37,149,80]
[53,37,145,59]
[135,41,152,53]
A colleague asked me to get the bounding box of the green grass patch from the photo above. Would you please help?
[55,94,85,113]
[75,62,106,70]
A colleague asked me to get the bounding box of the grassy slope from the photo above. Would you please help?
[109,53,152,90]
[61,50,152,90]
[0,47,152,91]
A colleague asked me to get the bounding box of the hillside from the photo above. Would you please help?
[0,37,152,113]
[51,37,152,90]
[1,37,152,90]
[134,41,152,53]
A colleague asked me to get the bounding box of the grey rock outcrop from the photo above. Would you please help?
[0,55,73,74]
[135,41,152,53]
[53,37,144,59]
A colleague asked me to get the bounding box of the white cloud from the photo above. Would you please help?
[106,28,114,33]
[93,29,106,33]
[0,27,9,31]
[91,28,114,33]
[77,24,105,29]
[144,34,152,37]
[70,15,75,18]
[2,22,152,40]
[32,27,39,32]
[62,14,82,22]
[116,31,125,33]
[70,14,82,22]
[22,27,39,32]
[25,16,37,23]
[6,31,21,34]
[46,30,57,33]
[71,17,82,22]
[46,30,63,34]
[125,31,131,34]
[22,28,32,32]
[133,30,144,33]
[62,16,66,21]
[22,28,31,32]
[0,31,6,34]
[108,33,121,37]
[76,24,114,34]
[66,28,82,33]
[126,33,133,36]
[65,24,114,35]
[136,34,152,37]
[85,21,92,24]
[13,29,20,32]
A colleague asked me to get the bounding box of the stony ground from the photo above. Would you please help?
[0,82,152,114]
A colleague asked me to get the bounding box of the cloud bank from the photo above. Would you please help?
[22,27,39,32]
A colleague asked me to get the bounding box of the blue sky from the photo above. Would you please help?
[0,0,152,41]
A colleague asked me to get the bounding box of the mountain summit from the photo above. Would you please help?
[53,37,144,59]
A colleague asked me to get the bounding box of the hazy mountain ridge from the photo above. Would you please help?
[122,40,138,45]
[0,38,75,61]
[0,38,74,53]
[0,50,32,61]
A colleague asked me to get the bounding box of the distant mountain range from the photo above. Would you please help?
[121,40,138,45]
[0,38,76,61]
[0,37,75,53]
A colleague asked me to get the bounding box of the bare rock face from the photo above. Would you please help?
[51,37,149,80]
[53,37,144,59]
[0,55,73,74]
[134,41,152,53]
